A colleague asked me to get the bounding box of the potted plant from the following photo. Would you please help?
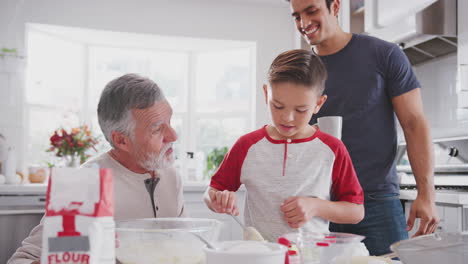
[204,146,228,179]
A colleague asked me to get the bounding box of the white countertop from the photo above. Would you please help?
[400,189,468,205]
[0,182,243,195]
[1,183,465,205]
[0,183,47,195]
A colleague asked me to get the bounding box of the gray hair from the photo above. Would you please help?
[97,73,166,147]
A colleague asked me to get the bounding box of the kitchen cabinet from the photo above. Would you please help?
[458,0,468,109]
[365,0,436,31]
[459,0,468,67]
[338,0,365,34]
[184,186,246,241]
[340,0,437,37]
[0,210,44,264]
[404,201,466,236]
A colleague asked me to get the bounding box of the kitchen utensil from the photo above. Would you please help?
[204,240,287,264]
[192,232,217,250]
[390,232,468,264]
[230,214,265,241]
[115,218,222,264]
[281,232,367,264]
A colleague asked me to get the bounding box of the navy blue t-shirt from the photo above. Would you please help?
[310,34,421,194]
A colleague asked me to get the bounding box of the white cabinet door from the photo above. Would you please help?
[364,0,436,37]
[458,0,468,99]
[375,0,436,27]
[459,0,468,66]
[404,201,462,236]
[444,205,462,232]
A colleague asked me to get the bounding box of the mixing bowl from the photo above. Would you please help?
[204,240,287,264]
[281,231,367,264]
[115,218,222,264]
[390,232,468,264]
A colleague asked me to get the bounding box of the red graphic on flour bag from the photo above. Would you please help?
[41,168,115,264]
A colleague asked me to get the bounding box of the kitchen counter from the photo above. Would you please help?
[0,183,47,195]
[0,183,244,194]
[400,189,468,205]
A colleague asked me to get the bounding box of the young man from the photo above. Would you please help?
[8,74,184,264]
[288,0,439,255]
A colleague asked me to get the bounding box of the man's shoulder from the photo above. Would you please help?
[82,152,112,168]
[355,34,395,48]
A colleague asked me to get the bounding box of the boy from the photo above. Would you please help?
[204,49,364,241]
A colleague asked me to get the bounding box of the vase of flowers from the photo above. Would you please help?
[47,125,99,167]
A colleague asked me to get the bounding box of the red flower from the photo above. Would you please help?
[47,125,100,165]
[50,132,62,146]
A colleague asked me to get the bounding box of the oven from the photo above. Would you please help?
[397,136,468,236]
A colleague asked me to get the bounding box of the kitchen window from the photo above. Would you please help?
[25,24,256,183]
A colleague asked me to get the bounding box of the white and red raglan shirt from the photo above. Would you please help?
[210,126,363,241]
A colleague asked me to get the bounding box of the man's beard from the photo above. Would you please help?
[138,143,175,171]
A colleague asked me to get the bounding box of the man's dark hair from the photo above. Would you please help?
[286,0,334,11]
[268,49,327,95]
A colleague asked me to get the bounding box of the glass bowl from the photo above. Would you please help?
[115,218,222,264]
[281,232,366,264]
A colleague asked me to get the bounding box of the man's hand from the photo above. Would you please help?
[208,189,239,215]
[407,196,440,237]
[280,196,321,229]
[32,261,40,264]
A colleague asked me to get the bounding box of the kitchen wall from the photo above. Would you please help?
[0,0,296,169]
[412,54,468,139]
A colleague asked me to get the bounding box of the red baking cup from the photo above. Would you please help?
[278,237,291,247]
[316,242,329,247]
[325,235,337,243]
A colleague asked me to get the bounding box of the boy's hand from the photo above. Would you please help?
[208,189,239,215]
[280,196,321,228]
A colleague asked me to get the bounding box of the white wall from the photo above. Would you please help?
[0,0,297,170]
[413,54,468,139]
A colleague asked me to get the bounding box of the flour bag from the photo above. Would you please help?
[41,168,114,264]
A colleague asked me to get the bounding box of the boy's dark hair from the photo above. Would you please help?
[268,49,327,95]
[286,0,334,11]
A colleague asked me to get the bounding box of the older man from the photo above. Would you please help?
[8,73,184,264]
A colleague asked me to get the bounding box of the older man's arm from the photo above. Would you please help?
[7,220,43,264]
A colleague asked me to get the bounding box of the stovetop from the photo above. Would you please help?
[401,185,468,192]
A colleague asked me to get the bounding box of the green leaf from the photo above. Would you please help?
[204,146,229,179]
[1,48,17,53]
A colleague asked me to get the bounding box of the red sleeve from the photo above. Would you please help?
[330,143,364,204]
[210,129,263,192]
